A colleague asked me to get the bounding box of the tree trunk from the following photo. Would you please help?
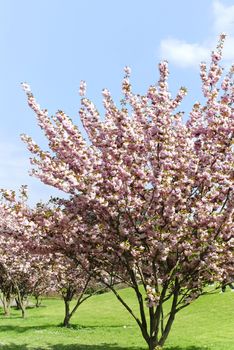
[158,313,176,348]
[35,295,42,307]
[158,282,179,348]
[63,298,72,327]
[15,297,21,310]
[147,338,158,350]
[15,285,26,318]
[2,293,12,316]
[20,304,26,318]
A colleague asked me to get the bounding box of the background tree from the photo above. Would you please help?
[49,254,93,328]
[0,190,52,318]
[22,202,105,328]
[1,193,99,327]
[21,35,233,349]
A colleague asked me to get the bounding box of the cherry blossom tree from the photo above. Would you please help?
[0,197,27,317]
[0,189,53,318]
[1,192,98,327]
[48,254,93,327]
[21,35,233,349]
[21,201,105,328]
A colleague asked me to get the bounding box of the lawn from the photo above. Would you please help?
[0,287,233,350]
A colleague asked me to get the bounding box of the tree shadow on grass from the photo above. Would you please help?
[0,325,212,350]
[52,346,210,350]
[166,347,211,350]
[0,323,136,333]
[0,344,145,350]
[0,315,45,320]
[0,344,213,350]
[0,324,58,333]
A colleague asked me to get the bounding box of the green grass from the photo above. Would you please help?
[0,287,233,350]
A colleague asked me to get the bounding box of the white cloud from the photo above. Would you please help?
[213,0,234,34]
[159,0,234,68]
[160,39,210,68]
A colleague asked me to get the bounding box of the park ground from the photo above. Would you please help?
[0,286,233,350]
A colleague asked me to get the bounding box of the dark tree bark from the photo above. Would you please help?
[35,295,42,307]
[102,259,184,350]
[61,278,92,328]
[63,298,72,327]
[1,292,12,316]
[15,285,27,318]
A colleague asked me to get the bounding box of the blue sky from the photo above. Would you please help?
[0,0,234,204]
